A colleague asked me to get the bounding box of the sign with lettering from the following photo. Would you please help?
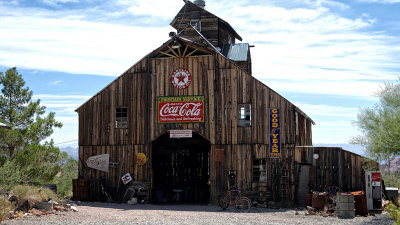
[269,108,281,158]
[121,173,132,185]
[170,130,193,138]
[372,172,381,181]
[171,68,192,89]
[158,96,204,123]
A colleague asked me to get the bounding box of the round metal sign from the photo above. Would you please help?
[171,68,192,89]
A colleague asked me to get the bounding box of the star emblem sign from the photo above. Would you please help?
[177,73,186,83]
[171,68,192,89]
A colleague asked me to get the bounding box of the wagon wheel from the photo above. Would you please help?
[324,186,342,202]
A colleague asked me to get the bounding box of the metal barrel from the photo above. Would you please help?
[337,193,355,219]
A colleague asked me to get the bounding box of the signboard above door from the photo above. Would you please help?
[169,130,193,138]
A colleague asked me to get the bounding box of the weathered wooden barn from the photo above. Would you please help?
[74,0,372,204]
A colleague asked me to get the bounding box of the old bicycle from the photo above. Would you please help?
[218,185,250,213]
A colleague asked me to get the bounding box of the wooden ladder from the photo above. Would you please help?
[280,169,291,201]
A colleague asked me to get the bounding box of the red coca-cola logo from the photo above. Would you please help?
[160,103,202,117]
[158,96,204,123]
[372,172,380,181]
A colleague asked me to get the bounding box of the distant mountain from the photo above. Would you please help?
[381,158,400,173]
[314,143,366,156]
[60,146,78,160]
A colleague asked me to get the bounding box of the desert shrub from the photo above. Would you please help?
[0,160,29,190]
[10,185,59,203]
[0,196,14,221]
[383,171,400,189]
[387,203,400,225]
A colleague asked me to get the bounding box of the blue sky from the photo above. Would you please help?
[1,0,400,155]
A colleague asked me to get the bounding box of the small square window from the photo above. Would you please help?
[190,20,201,32]
[253,159,267,182]
[116,107,128,129]
[238,104,251,126]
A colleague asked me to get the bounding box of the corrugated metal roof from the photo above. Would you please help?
[221,43,249,61]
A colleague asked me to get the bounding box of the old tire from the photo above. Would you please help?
[235,197,250,213]
[218,193,229,210]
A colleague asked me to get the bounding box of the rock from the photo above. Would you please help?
[71,206,78,212]
[53,205,64,211]
[35,202,53,211]
[19,199,35,212]
[306,206,316,212]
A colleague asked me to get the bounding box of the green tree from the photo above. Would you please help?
[54,157,78,197]
[0,67,64,186]
[352,79,400,162]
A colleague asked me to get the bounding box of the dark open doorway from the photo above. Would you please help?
[152,132,210,204]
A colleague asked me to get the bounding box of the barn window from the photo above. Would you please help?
[190,20,201,32]
[253,159,267,182]
[190,11,201,32]
[115,107,128,129]
[238,104,251,126]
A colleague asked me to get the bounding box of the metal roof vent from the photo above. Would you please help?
[194,0,205,8]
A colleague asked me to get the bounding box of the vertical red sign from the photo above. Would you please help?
[372,172,381,181]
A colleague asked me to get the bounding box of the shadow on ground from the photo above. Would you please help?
[76,202,295,214]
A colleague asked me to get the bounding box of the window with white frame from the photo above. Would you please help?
[238,104,251,126]
[253,159,267,182]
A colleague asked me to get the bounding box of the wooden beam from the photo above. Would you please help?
[182,45,189,57]
[159,51,175,57]
[178,47,182,58]
[167,45,179,57]
[186,48,199,57]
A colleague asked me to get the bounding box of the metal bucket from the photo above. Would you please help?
[337,193,355,219]
[312,192,329,210]
[304,194,312,207]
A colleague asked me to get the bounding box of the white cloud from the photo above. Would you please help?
[294,103,359,118]
[33,94,91,99]
[42,0,80,6]
[294,103,363,144]
[358,0,400,3]
[0,15,171,76]
[125,0,183,19]
[49,80,64,85]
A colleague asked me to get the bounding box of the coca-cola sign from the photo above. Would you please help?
[158,96,204,123]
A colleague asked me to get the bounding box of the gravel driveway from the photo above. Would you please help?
[1,202,393,225]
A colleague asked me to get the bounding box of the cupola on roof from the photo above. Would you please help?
[170,1,242,49]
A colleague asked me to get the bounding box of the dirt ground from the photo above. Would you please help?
[1,202,393,225]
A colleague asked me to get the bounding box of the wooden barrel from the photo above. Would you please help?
[337,193,355,219]
[73,179,91,201]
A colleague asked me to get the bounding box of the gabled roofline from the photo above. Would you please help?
[75,36,315,125]
[75,39,171,112]
[75,38,214,112]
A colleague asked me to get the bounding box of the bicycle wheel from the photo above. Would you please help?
[235,197,250,213]
[218,193,229,209]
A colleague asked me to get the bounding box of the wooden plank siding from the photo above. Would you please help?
[293,146,372,194]
[76,45,314,202]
